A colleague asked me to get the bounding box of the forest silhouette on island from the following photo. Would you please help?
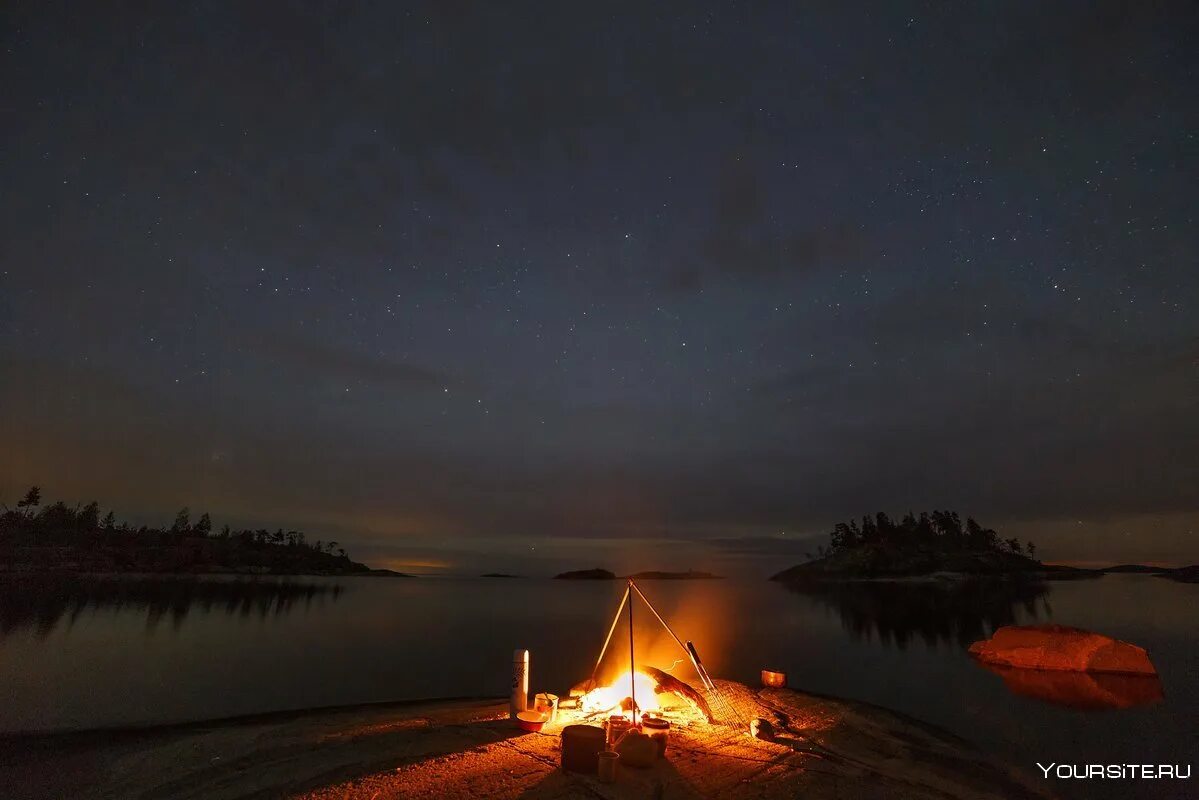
[772,510,1042,581]
[0,486,400,576]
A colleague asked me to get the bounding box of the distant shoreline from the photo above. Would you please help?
[0,567,411,579]
[553,568,723,580]
[771,565,1199,585]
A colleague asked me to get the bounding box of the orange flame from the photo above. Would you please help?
[580,671,660,718]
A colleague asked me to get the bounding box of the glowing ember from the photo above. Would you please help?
[580,671,661,718]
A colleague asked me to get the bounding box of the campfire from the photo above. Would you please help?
[511,579,761,782]
[547,579,731,730]
[578,671,661,718]
[568,664,718,726]
[512,578,740,746]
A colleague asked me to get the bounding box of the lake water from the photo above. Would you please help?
[1,573,1195,799]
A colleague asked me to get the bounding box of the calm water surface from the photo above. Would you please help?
[1,574,1195,799]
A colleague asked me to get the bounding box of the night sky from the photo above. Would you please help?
[2,2,1197,574]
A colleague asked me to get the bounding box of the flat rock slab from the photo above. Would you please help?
[0,684,1049,800]
[969,624,1157,675]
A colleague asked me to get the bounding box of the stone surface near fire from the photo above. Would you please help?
[0,682,1048,800]
[968,624,1157,675]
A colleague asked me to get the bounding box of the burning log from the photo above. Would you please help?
[642,666,716,723]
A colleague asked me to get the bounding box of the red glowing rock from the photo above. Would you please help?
[968,624,1157,675]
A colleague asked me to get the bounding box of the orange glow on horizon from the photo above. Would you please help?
[377,558,453,572]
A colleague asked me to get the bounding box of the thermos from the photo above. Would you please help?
[510,649,529,717]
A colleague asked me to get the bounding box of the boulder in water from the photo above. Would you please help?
[968,624,1156,675]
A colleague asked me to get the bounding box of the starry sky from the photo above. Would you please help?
[2,2,1197,574]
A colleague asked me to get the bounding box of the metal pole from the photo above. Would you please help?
[630,580,715,690]
[627,579,636,723]
[589,585,629,690]
[629,581,688,654]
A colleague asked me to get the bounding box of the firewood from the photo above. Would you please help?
[642,666,716,723]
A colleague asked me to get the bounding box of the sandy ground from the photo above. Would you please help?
[0,683,1051,800]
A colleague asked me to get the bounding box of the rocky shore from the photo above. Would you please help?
[0,683,1049,800]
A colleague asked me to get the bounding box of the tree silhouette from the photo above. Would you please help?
[79,501,100,530]
[820,509,1031,570]
[17,486,41,519]
[38,501,77,529]
[0,485,365,574]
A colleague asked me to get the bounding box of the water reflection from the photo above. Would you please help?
[780,577,1051,649]
[0,575,343,637]
[975,662,1165,710]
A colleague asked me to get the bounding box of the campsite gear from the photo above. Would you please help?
[587,580,746,729]
[685,640,715,691]
[642,666,716,722]
[510,649,529,717]
[751,718,776,741]
[761,669,787,688]
[641,716,670,757]
[516,710,548,732]
[561,724,605,773]
[534,692,559,722]
[597,750,620,783]
[616,730,658,768]
[605,715,632,748]
[628,582,716,691]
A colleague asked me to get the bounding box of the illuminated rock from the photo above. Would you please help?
[968,624,1157,675]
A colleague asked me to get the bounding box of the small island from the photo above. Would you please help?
[480,572,522,578]
[1164,565,1199,584]
[1101,564,1170,574]
[625,569,723,580]
[553,568,617,580]
[771,511,1044,582]
[553,568,723,580]
[0,486,406,577]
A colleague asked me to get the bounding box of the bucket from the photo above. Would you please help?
[605,715,632,748]
[561,725,605,773]
[641,716,670,757]
[761,669,787,688]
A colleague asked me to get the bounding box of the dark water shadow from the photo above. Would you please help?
[975,662,1164,711]
[778,577,1052,649]
[0,575,343,638]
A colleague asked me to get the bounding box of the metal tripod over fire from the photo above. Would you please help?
[588,579,746,728]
